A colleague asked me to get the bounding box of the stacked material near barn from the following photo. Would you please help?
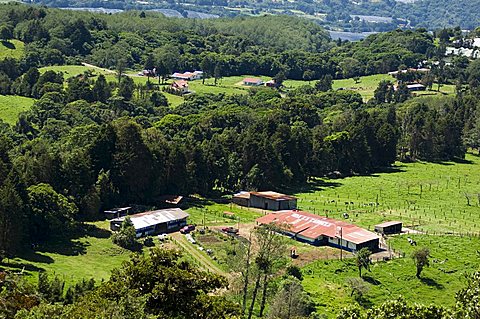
[375,221,403,234]
[256,210,379,252]
[110,208,189,238]
[233,191,297,211]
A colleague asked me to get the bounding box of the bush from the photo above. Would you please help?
[111,217,137,249]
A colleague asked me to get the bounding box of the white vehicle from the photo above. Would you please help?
[157,233,168,241]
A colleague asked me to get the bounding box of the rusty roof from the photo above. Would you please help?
[256,210,379,245]
[375,221,402,228]
[250,191,297,201]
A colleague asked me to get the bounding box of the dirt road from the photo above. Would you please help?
[171,232,227,277]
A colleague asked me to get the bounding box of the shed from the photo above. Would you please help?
[375,221,402,235]
[243,78,263,86]
[249,191,297,211]
[104,207,131,220]
[232,191,250,207]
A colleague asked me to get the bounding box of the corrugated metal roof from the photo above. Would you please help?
[375,221,402,228]
[256,210,379,244]
[112,208,189,230]
[233,191,251,199]
[250,191,297,201]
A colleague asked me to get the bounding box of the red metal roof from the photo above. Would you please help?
[243,77,263,83]
[250,191,297,201]
[256,210,379,244]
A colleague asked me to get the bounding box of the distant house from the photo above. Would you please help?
[243,77,264,86]
[171,71,203,81]
[233,191,297,211]
[256,210,380,251]
[406,83,426,91]
[265,79,276,87]
[375,221,402,235]
[110,208,189,238]
[104,207,131,220]
[171,80,189,94]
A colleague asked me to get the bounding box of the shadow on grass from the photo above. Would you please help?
[1,40,15,49]
[357,297,374,309]
[363,275,381,286]
[16,250,55,264]
[420,276,444,289]
[84,224,111,239]
[0,260,45,272]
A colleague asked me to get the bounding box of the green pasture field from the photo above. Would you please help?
[293,153,480,234]
[0,94,35,125]
[0,221,132,286]
[302,234,480,317]
[0,39,24,60]
[39,65,111,78]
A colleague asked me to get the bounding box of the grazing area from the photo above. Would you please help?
[0,222,132,285]
[302,234,480,317]
[0,94,35,124]
[293,153,480,234]
[0,39,24,60]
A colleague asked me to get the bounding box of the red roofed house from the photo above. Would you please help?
[243,78,264,86]
[171,80,189,94]
[256,210,379,252]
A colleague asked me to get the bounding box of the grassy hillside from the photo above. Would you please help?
[2,221,132,285]
[0,39,24,60]
[302,234,480,317]
[0,94,35,125]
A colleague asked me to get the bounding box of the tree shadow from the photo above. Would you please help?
[16,250,55,264]
[357,297,374,309]
[84,224,111,239]
[0,260,45,272]
[363,275,381,286]
[420,276,444,289]
[1,40,15,49]
[33,238,89,257]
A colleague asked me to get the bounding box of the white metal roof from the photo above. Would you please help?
[112,208,189,230]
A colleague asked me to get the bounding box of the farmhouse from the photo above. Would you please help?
[171,71,203,81]
[243,77,264,86]
[110,208,189,238]
[375,221,402,235]
[256,210,380,251]
[171,80,189,94]
[233,191,297,211]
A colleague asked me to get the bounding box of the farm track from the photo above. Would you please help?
[171,232,227,277]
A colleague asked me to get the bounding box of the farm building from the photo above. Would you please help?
[256,210,380,252]
[232,191,297,211]
[406,83,426,91]
[104,207,131,220]
[375,221,403,235]
[243,78,263,86]
[171,71,203,81]
[171,80,189,94]
[110,208,189,238]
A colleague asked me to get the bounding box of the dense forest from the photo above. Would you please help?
[0,4,479,319]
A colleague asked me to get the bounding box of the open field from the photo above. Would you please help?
[332,74,456,101]
[0,39,24,60]
[40,65,111,78]
[0,94,35,125]
[0,221,132,285]
[302,234,480,317]
[293,153,480,234]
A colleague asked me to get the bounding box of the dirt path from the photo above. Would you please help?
[171,232,227,277]
[81,62,116,74]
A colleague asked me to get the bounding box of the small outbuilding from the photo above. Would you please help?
[104,207,131,220]
[374,221,403,235]
[110,208,189,238]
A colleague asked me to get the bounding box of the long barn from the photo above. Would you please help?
[256,210,379,252]
[110,208,189,238]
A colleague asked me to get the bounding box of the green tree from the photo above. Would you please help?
[111,217,136,249]
[412,247,430,278]
[92,75,111,103]
[355,248,371,278]
[118,76,134,100]
[27,183,78,241]
[267,277,313,319]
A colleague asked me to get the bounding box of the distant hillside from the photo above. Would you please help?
[24,0,480,31]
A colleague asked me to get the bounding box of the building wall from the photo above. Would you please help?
[250,195,297,211]
[233,197,249,207]
[375,224,402,234]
